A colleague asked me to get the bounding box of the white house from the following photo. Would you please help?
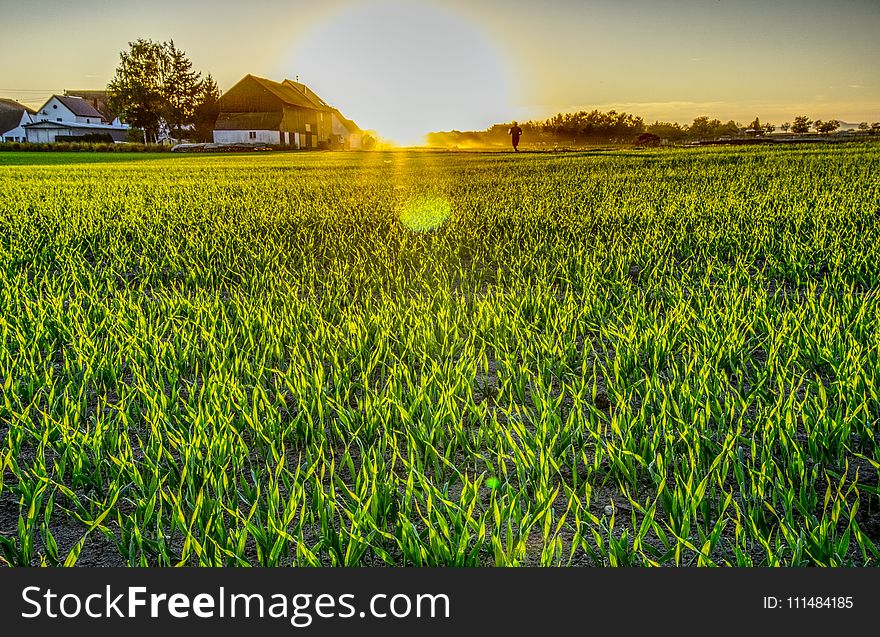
[0,99,35,142]
[33,95,106,125]
[25,94,128,142]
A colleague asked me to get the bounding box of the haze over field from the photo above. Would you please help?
[1,0,878,144]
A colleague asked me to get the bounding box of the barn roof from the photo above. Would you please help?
[218,75,359,133]
[244,75,322,110]
[0,99,34,135]
[214,111,284,131]
[282,80,332,110]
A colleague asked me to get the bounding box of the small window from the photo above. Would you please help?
[57,118,62,122]
[86,119,90,123]
[53,104,58,109]
[305,124,311,132]
[249,131,256,139]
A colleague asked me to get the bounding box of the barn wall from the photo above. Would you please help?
[213,129,281,144]
[280,106,321,139]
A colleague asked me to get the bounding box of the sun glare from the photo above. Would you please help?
[399,194,451,232]
[282,1,514,146]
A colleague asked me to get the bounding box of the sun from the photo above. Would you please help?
[282,1,514,146]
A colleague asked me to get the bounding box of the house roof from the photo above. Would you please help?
[0,99,34,135]
[0,98,36,114]
[214,111,284,131]
[63,90,115,122]
[39,95,106,120]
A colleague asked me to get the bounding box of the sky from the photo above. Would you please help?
[1,0,877,143]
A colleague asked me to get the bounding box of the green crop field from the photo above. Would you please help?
[1,145,879,567]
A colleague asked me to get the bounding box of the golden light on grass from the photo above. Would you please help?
[399,195,451,232]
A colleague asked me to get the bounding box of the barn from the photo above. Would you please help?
[213,75,360,149]
[0,98,35,142]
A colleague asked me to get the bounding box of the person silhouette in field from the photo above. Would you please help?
[508,121,523,152]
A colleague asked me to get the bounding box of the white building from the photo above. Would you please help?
[0,99,35,142]
[25,95,128,142]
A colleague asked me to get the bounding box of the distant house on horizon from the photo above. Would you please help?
[25,94,128,143]
[0,98,35,142]
[213,75,362,149]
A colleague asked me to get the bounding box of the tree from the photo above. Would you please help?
[718,120,740,136]
[781,122,791,133]
[748,117,762,132]
[688,116,712,139]
[108,39,210,143]
[539,109,644,141]
[763,123,776,134]
[685,117,737,140]
[108,39,167,142]
[192,74,221,142]
[815,119,839,134]
[857,122,869,131]
[162,40,202,140]
[791,116,812,134]
[871,123,880,135]
[647,121,687,142]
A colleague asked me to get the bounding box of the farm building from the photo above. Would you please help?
[280,79,363,149]
[63,90,126,126]
[330,108,364,150]
[0,98,35,142]
[213,75,361,149]
[25,94,128,143]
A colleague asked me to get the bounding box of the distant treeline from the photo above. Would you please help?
[426,111,880,147]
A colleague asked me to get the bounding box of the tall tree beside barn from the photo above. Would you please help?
[108,39,213,143]
[162,40,202,140]
[108,39,167,142]
[192,75,221,142]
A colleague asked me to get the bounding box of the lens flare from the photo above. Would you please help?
[399,195,451,233]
